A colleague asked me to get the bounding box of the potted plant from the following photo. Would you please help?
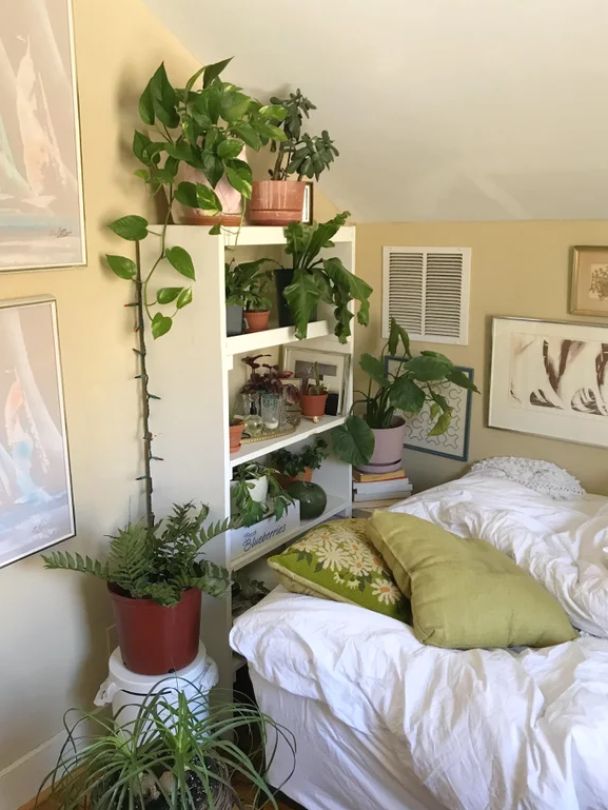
[229,416,245,454]
[39,681,295,809]
[231,461,294,527]
[225,258,275,336]
[271,437,328,486]
[332,318,479,473]
[299,362,328,419]
[248,89,338,225]
[44,504,230,675]
[276,211,373,341]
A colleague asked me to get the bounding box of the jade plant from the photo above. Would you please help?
[267,89,338,181]
[332,318,479,466]
[282,211,373,341]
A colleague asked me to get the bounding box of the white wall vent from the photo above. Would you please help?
[382,246,471,345]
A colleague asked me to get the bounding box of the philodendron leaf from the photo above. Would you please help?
[151,312,173,339]
[448,368,479,392]
[166,246,195,280]
[176,288,193,309]
[105,254,136,280]
[225,165,252,199]
[428,409,452,436]
[174,181,221,214]
[405,355,452,381]
[389,376,426,413]
[108,215,148,241]
[331,415,375,467]
[359,353,386,387]
[156,287,183,305]
[283,272,321,339]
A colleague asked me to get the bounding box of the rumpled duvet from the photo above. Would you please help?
[230,475,608,810]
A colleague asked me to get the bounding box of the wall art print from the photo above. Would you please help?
[569,245,608,317]
[0,0,86,271]
[385,357,473,461]
[489,316,608,447]
[0,297,75,568]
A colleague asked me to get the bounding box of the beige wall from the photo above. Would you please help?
[355,221,608,496]
[0,2,200,805]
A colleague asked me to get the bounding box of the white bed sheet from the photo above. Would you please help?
[230,474,608,810]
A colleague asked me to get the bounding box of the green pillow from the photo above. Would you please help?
[268,519,410,622]
[366,511,577,649]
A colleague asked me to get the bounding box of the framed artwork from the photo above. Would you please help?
[0,0,86,272]
[489,316,608,447]
[569,246,608,316]
[385,357,474,461]
[282,347,349,415]
[0,297,75,568]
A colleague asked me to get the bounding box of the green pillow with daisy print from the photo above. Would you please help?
[267,518,410,622]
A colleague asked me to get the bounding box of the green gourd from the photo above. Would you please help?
[287,481,327,520]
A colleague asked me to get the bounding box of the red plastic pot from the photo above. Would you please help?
[109,585,201,675]
[300,393,328,418]
[244,310,270,333]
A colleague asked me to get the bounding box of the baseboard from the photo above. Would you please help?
[0,730,65,810]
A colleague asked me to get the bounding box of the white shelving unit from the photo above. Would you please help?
[142,224,355,688]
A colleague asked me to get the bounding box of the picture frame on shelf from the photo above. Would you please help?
[569,245,608,316]
[282,347,349,416]
[385,357,474,461]
[489,316,608,447]
[0,297,75,567]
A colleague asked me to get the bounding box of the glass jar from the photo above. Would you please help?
[241,393,263,436]
[260,393,280,430]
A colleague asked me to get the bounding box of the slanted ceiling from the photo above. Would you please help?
[143,0,608,222]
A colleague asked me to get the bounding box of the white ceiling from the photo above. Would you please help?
[144,0,608,222]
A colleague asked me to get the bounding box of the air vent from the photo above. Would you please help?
[382,246,471,345]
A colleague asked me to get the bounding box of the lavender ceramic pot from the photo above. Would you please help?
[356,417,406,474]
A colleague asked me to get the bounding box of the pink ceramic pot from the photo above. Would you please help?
[173,161,244,226]
[356,417,406,474]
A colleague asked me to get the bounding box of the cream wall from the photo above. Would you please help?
[355,221,608,496]
[0,2,200,806]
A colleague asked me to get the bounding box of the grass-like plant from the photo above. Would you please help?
[38,680,295,810]
[43,504,230,606]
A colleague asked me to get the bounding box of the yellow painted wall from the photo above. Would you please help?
[355,221,608,496]
[0,1,202,804]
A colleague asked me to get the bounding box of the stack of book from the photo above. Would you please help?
[352,468,412,506]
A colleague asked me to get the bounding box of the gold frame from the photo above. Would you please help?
[569,245,608,316]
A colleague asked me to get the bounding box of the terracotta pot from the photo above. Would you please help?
[244,310,270,333]
[109,585,201,675]
[278,467,313,488]
[173,161,243,226]
[356,417,406,474]
[229,421,245,453]
[248,180,306,225]
[300,393,328,418]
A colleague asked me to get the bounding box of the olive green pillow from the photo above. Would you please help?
[267,519,410,622]
[366,511,577,649]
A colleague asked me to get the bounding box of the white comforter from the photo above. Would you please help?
[231,475,608,810]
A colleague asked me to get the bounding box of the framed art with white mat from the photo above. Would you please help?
[282,347,349,416]
[489,316,608,447]
[385,356,474,461]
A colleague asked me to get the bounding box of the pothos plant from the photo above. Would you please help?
[231,462,294,527]
[332,318,479,467]
[282,211,373,342]
[267,89,338,181]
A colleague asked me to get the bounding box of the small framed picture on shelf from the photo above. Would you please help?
[282,346,349,415]
[569,245,608,316]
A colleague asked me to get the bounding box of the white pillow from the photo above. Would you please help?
[471,456,585,500]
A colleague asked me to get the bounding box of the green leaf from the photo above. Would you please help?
[283,272,321,339]
[139,63,178,128]
[165,246,195,280]
[359,353,386,387]
[203,57,233,88]
[404,355,452,381]
[220,90,251,123]
[108,215,148,241]
[428,410,452,436]
[332,415,375,467]
[217,138,244,159]
[389,376,426,413]
[138,83,154,125]
[176,288,193,309]
[174,181,221,213]
[233,123,261,149]
[209,224,222,235]
[185,66,205,93]
[448,368,479,392]
[225,165,252,198]
[105,254,136,280]
[156,287,183,304]
[151,312,173,339]
[132,130,151,162]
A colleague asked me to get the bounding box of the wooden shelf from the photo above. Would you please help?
[230,494,349,571]
[230,415,346,468]
[225,320,331,356]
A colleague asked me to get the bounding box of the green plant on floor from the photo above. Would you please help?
[225,258,275,312]
[332,318,479,467]
[39,682,295,810]
[267,89,338,181]
[281,211,373,341]
[232,573,271,618]
[231,462,294,527]
[43,503,230,606]
[270,438,328,479]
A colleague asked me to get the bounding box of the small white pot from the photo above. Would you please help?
[246,475,268,503]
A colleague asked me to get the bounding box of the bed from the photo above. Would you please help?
[230,469,608,810]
